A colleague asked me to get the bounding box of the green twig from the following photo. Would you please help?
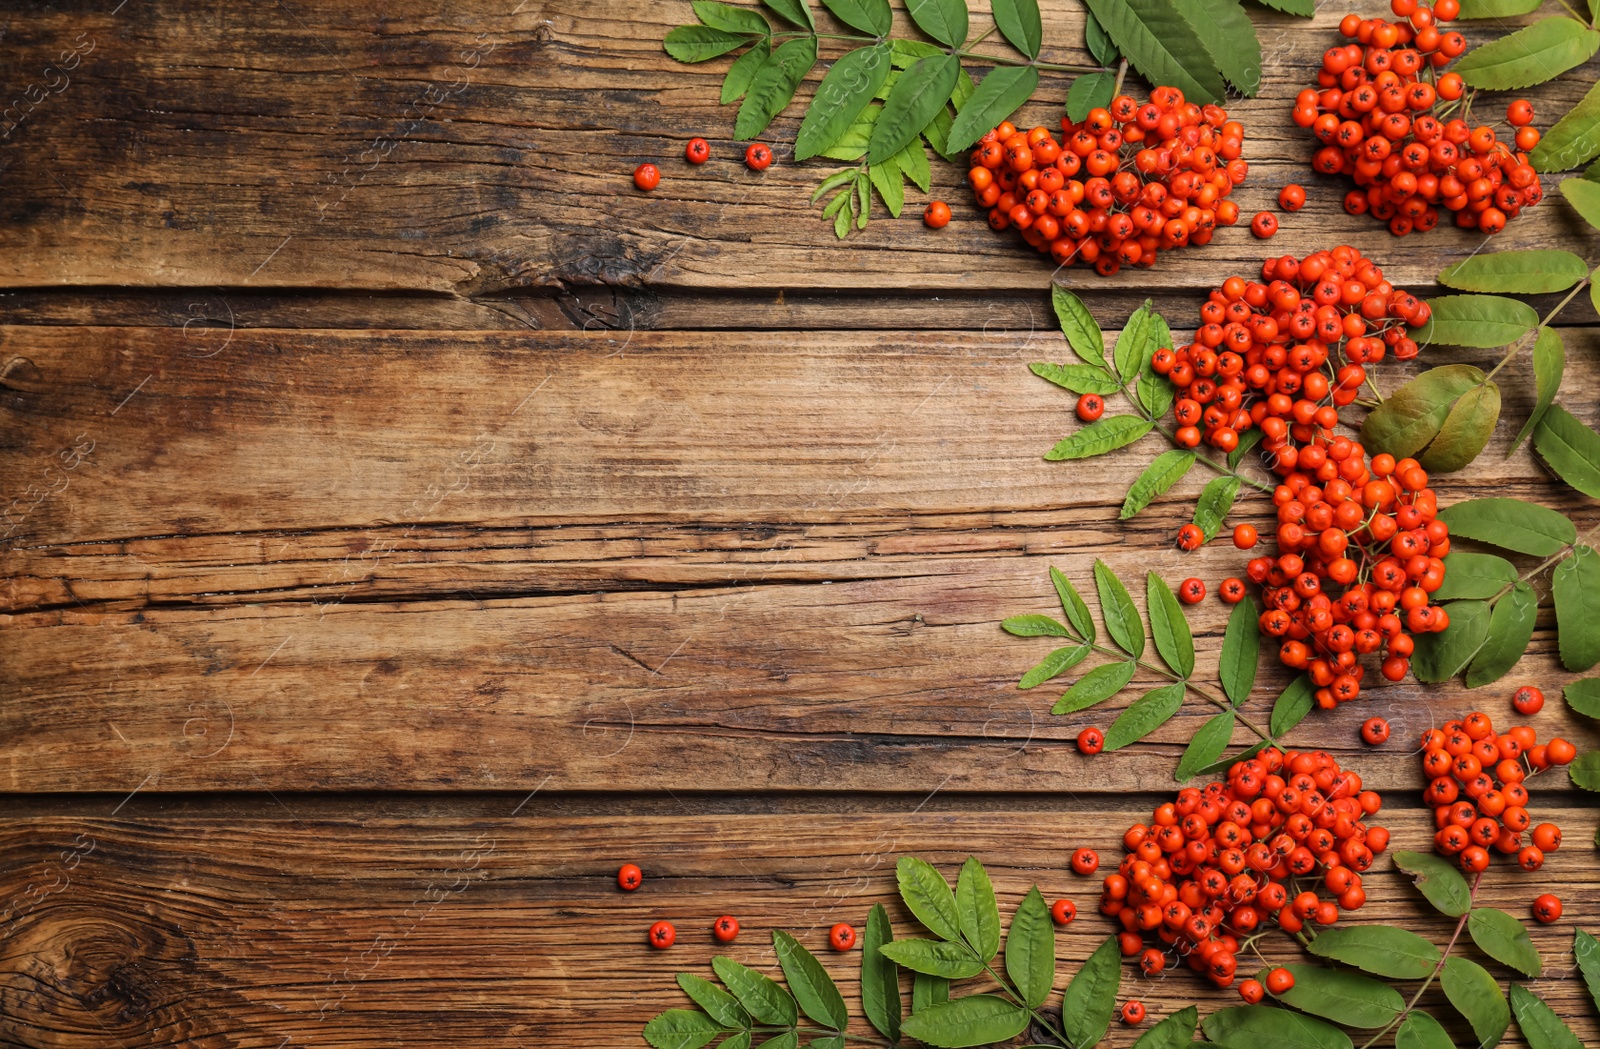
[1355,871,1482,1049]
[1076,639,1278,746]
[1481,278,1590,386]
[980,960,1076,1048]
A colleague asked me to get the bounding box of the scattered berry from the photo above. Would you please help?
[618,863,643,891]
[924,200,951,228]
[745,143,773,171]
[1265,967,1295,994]
[1052,898,1078,924]
[1121,1000,1146,1025]
[1078,727,1105,755]
[1177,524,1204,551]
[1251,211,1278,238]
[828,923,857,951]
[1219,577,1247,604]
[1279,184,1307,211]
[1077,393,1106,421]
[1233,524,1258,549]
[633,163,661,191]
[1139,947,1166,975]
[1239,978,1266,1003]
[1179,578,1207,604]
[1361,717,1390,745]
[648,920,676,948]
[685,137,710,164]
[1532,893,1562,923]
[713,916,740,942]
[1511,686,1544,715]
[1072,847,1101,875]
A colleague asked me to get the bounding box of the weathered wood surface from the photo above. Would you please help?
[2,810,1597,1048]
[0,0,1597,295]
[4,325,1599,795]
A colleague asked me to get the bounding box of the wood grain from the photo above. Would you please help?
[0,0,1595,294]
[2,810,1595,1048]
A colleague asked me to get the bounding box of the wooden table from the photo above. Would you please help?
[2,2,1597,1046]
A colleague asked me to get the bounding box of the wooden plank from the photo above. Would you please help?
[4,325,1599,794]
[0,1,1594,293]
[1,809,1595,1047]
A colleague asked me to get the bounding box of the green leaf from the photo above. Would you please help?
[666,25,751,62]
[754,1033,797,1049]
[1132,1006,1198,1049]
[1114,302,1161,384]
[869,54,959,163]
[896,857,960,941]
[1511,327,1565,454]
[1201,1005,1354,1049]
[1456,19,1600,91]
[1080,0,1228,104]
[1571,750,1600,790]
[1466,581,1536,687]
[1360,365,1488,460]
[878,937,983,979]
[1005,887,1055,1009]
[1138,370,1177,420]
[713,956,798,1026]
[1192,476,1240,541]
[772,930,847,1029]
[1534,404,1600,498]
[736,37,819,139]
[1442,957,1509,1049]
[991,0,1042,57]
[1085,9,1119,64]
[761,0,815,29]
[1509,984,1583,1049]
[1419,381,1500,473]
[1470,909,1542,978]
[955,857,1001,961]
[1395,1010,1458,1049]
[1066,71,1118,123]
[912,972,948,1012]
[855,170,870,229]
[1393,851,1472,918]
[1051,568,1095,641]
[868,155,904,217]
[1122,451,1196,521]
[1020,645,1091,689]
[1147,573,1196,678]
[944,65,1039,154]
[1432,551,1517,601]
[904,0,968,46]
[1053,287,1108,367]
[1440,250,1589,294]
[1273,964,1404,1028]
[1047,416,1153,461]
[1094,560,1143,659]
[1104,681,1186,751]
[678,973,749,1027]
[1176,711,1235,781]
[1002,614,1071,638]
[694,0,773,33]
[1251,0,1313,13]
[1532,78,1600,172]
[821,101,878,160]
[1220,597,1259,707]
[1269,674,1315,738]
[811,168,858,203]
[1457,0,1541,14]
[1053,660,1138,715]
[1193,739,1269,778]
[1566,678,1600,719]
[1060,937,1121,1049]
[1439,498,1576,556]
[1417,296,1539,348]
[1228,426,1265,469]
[1308,925,1442,980]
[721,1030,752,1049]
[722,38,771,102]
[893,136,931,191]
[643,1008,728,1049]
[1554,545,1600,671]
[821,0,891,35]
[795,44,892,160]
[919,64,975,161]
[1574,930,1600,1012]
[902,994,1029,1048]
[1177,0,1262,94]
[1032,361,1121,397]
[1411,600,1491,682]
[861,904,900,1043]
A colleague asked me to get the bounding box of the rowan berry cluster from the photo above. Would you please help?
[1421,709,1575,875]
[967,87,1248,274]
[1105,749,1388,990]
[1291,0,1544,235]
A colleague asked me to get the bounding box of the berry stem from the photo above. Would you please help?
[1111,57,1129,98]
[1354,869,1481,1049]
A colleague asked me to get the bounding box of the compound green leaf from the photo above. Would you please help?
[1393,850,1472,917]
[1094,559,1144,659]
[1531,77,1600,172]
[1440,249,1588,294]
[1307,925,1442,980]
[1455,18,1600,91]
[1176,710,1235,781]
[944,64,1038,154]
[1032,361,1121,396]
[896,856,960,941]
[991,0,1042,57]
[1553,545,1600,671]
[1534,404,1600,498]
[1511,327,1565,454]
[1005,887,1055,1009]
[1060,937,1121,1049]
[1470,908,1542,978]
[1415,295,1538,348]
[902,994,1029,1048]
[1441,957,1509,1049]
[666,25,751,61]
[1080,0,1228,104]
[735,37,819,139]
[1509,984,1583,1049]
[795,44,892,159]
[1104,681,1186,751]
[1273,964,1405,1028]
[1438,498,1576,557]
[1019,644,1091,689]
[1147,572,1195,678]
[1053,660,1137,715]
[1411,600,1491,682]
[1123,451,1196,521]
